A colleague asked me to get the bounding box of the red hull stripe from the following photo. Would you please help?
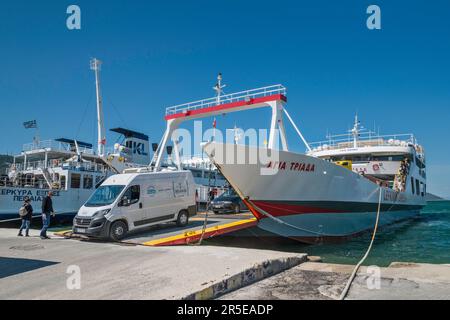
[252,201,344,217]
[164,94,287,120]
[251,200,423,218]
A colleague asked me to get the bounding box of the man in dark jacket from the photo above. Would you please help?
[40,191,54,239]
[18,197,33,237]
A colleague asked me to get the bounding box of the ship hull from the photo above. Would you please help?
[0,187,93,222]
[203,142,426,243]
[256,206,420,243]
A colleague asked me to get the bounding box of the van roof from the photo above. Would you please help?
[102,170,192,186]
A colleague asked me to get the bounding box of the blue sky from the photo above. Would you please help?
[0,0,449,198]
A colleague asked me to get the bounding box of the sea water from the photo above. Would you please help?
[303,201,450,266]
[207,201,450,267]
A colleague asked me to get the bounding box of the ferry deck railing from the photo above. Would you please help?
[165,84,286,116]
[308,133,419,152]
[22,139,95,155]
[9,160,108,173]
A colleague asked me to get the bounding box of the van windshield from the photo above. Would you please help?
[85,185,125,207]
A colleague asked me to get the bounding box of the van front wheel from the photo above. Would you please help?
[176,210,189,227]
[110,221,128,241]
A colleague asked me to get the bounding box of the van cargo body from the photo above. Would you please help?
[73,170,197,240]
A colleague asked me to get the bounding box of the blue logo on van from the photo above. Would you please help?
[147,186,157,196]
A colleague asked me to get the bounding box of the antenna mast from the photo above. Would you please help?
[90,58,106,157]
[351,114,361,148]
[213,73,226,104]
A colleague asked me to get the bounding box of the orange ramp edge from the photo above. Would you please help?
[142,218,257,246]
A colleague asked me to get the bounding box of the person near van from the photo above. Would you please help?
[40,191,55,239]
[195,189,199,211]
[18,197,33,237]
[209,189,215,201]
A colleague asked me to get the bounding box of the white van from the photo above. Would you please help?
[72,170,197,240]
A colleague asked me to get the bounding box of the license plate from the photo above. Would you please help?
[76,228,87,234]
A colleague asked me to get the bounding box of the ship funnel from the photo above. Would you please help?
[110,128,150,165]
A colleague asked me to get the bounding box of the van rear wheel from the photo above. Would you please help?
[176,210,189,227]
[110,221,128,241]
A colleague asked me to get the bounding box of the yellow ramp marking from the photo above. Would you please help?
[142,218,257,246]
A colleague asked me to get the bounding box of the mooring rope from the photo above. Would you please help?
[195,163,214,245]
[247,200,325,236]
[248,185,395,300]
[338,187,383,300]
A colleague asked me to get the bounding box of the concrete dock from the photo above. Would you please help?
[220,261,450,300]
[0,228,305,300]
[1,225,449,300]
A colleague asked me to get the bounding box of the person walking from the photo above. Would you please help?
[195,189,199,212]
[18,197,33,237]
[40,191,55,239]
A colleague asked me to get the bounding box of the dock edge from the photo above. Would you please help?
[182,254,308,300]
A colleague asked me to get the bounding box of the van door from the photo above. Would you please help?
[117,185,143,229]
[141,178,176,225]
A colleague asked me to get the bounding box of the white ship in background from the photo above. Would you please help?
[0,59,227,221]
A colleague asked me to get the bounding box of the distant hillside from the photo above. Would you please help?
[425,193,444,201]
[0,155,13,175]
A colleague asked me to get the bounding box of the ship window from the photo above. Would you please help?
[372,155,404,162]
[191,170,203,178]
[83,175,93,189]
[71,173,81,189]
[205,171,216,180]
[415,179,420,196]
[411,177,415,195]
[60,176,66,189]
[95,175,103,185]
[420,182,424,197]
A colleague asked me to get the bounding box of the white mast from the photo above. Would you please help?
[90,58,106,156]
[351,114,361,148]
[213,73,226,104]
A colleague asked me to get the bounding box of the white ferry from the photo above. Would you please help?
[0,130,151,222]
[153,80,427,243]
[204,122,426,243]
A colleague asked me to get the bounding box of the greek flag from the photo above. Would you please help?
[23,120,37,129]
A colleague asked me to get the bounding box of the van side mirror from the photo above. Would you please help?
[120,197,131,207]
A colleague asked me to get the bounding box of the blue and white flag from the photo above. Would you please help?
[23,120,37,129]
